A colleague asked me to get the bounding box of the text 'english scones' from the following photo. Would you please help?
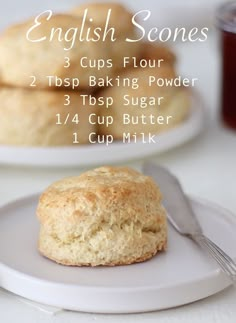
[37,166,167,266]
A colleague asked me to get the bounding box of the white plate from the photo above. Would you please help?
[0,194,235,313]
[0,91,205,167]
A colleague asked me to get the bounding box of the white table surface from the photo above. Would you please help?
[0,3,236,323]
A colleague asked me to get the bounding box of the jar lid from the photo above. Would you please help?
[216,1,236,33]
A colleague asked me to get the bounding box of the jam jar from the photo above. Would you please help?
[217,2,236,130]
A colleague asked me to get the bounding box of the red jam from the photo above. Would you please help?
[217,2,236,130]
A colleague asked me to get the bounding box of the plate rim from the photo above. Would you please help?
[0,193,234,293]
[0,194,234,313]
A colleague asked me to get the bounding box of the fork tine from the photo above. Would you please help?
[197,238,234,276]
[201,239,235,276]
[205,238,236,271]
[192,234,236,283]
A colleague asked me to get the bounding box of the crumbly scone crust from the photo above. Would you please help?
[0,14,113,89]
[37,166,167,266]
[0,87,96,146]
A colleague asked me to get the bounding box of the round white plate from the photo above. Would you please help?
[0,91,205,167]
[0,195,235,313]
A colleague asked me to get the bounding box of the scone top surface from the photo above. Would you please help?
[71,2,134,34]
[70,1,142,70]
[0,14,112,88]
[37,166,167,266]
[37,166,163,225]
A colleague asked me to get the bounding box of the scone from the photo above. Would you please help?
[37,166,167,266]
[141,43,176,66]
[70,2,142,71]
[0,14,112,89]
[98,65,190,139]
[0,87,96,146]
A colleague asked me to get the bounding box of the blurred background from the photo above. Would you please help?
[0,0,235,210]
[0,0,227,30]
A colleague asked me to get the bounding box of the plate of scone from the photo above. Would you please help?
[0,166,235,313]
[0,2,206,167]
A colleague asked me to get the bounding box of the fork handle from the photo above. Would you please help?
[191,234,236,285]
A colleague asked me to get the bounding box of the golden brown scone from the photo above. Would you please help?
[0,87,96,146]
[0,14,113,89]
[98,65,191,139]
[37,166,167,266]
[141,43,176,66]
[71,2,133,32]
[70,2,142,71]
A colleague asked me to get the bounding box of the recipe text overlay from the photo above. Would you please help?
[27,9,202,145]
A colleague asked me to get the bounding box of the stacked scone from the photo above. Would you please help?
[0,4,141,146]
[70,3,142,71]
[0,2,190,146]
[0,15,99,146]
